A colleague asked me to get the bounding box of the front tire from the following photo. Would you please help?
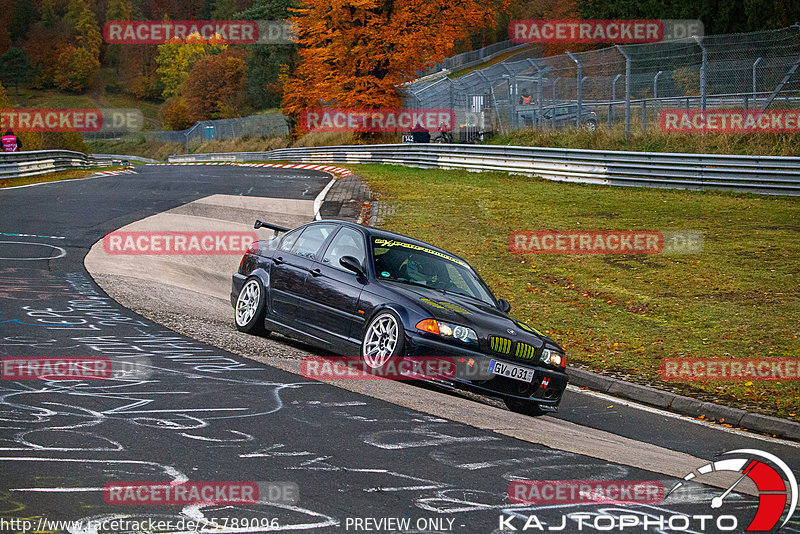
[234,277,269,335]
[361,311,404,371]
[504,397,547,417]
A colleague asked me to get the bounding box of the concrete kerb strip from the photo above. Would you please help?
[147,162,354,177]
[568,367,800,440]
[91,166,137,177]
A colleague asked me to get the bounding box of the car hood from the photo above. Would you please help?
[380,281,559,350]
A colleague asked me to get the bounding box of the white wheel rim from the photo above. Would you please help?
[362,314,399,369]
[235,280,260,326]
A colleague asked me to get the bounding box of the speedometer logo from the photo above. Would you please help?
[668,449,797,531]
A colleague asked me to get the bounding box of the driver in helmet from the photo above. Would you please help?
[405,253,442,286]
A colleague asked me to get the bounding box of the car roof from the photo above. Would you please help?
[307,219,474,267]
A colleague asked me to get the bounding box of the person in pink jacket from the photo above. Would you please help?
[2,129,22,152]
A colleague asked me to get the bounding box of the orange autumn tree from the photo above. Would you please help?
[282,0,509,135]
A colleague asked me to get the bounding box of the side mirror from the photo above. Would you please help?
[497,299,511,313]
[340,256,365,276]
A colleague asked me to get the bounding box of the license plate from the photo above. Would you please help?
[402,134,415,143]
[488,359,535,383]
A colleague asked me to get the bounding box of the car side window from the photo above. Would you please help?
[321,227,366,272]
[290,224,337,259]
[279,228,303,252]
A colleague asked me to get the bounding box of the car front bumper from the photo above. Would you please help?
[403,331,568,412]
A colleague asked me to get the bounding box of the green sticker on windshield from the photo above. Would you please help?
[381,271,390,277]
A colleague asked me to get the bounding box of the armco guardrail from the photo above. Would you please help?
[168,145,800,196]
[92,154,159,164]
[0,150,124,180]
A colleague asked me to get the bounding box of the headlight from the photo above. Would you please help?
[541,348,566,368]
[416,319,478,344]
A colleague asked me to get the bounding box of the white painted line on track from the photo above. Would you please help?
[567,384,800,448]
[314,177,337,221]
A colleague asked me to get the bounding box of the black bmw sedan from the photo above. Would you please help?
[231,219,568,416]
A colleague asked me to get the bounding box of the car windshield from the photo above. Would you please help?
[371,237,497,306]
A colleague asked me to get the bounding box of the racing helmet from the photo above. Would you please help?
[406,253,439,285]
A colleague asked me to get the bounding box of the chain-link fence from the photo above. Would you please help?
[84,113,290,147]
[402,26,800,137]
[418,40,533,77]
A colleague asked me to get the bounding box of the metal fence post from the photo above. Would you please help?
[551,77,561,128]
[653,70,662,123]
[611,73,622,126]
[527,59,544,129]
[641,98,647,131]
[476,71,504,135]
[616,45,631,139]
[693,36,707,111]
[752,57,762,110]
[503,65,517,129]
[566,52,583,127]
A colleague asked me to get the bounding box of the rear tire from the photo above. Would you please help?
[504,397,547,417]
[234,277,269,336]
[586,120,597,131]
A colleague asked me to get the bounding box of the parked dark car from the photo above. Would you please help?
[232,220,568,416]
[535,105,598,131]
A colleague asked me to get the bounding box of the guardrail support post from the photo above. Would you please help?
[615,45,631,139]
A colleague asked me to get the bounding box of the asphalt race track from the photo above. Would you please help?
[1,165,798,534]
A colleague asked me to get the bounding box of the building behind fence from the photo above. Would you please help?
[402,25,800,136]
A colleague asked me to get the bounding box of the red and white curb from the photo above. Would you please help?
[91,167,137,177]
[149,162,353,177]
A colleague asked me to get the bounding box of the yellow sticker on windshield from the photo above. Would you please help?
[374,238,469,269]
